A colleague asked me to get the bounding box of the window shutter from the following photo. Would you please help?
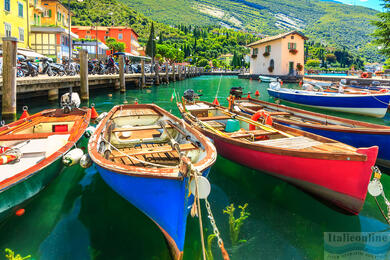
[294,43,297,49]
[49,9,51,17]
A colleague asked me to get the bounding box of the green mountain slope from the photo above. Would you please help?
[117,0,380,58]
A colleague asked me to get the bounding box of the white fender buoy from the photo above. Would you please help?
[63,148,84,166]
[190,176,211,199]
[84,126,96,138]
[80,154,92,168]
[95,112,108,124]
[368,179,383,197]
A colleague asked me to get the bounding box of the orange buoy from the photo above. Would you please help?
[212,97,220,106]
[247,93,251,98]
[134,99,138,104]
[19,106,29,120]
[15,208,25,216]
[255,90,260,96]
[280,80,284,86]
[91,104,99,120]
[299,81,303,87]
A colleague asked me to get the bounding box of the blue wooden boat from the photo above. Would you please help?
[267,82,390,118]
[235,97,390,167]
[88,104,217,259]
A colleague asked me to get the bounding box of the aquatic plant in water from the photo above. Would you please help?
[4,249,31,260]
[223,203,250,246]
[206,234,217,260]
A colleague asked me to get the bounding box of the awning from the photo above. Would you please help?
[17,49,47,59]
[113,52,151,60]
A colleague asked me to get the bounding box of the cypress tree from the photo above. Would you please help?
[146,22,156,58]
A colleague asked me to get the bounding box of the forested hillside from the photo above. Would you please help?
[118,0,381,60]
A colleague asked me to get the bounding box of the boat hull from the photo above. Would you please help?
[97,165,211,259]
[267,88,390,117]
[0,135,89,220]
[197,130,377,214]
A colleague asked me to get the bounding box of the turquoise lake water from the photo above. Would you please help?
[1,75,390,259]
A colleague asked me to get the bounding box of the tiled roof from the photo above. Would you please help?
[247,31,308,48]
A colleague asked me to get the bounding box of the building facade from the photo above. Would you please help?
[0,0,29,48]
[71,26,139,55]
[29,0,77,62]
[248,31,307,76]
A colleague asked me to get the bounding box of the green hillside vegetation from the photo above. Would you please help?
[118,0,381,61]
[69,0,373,69]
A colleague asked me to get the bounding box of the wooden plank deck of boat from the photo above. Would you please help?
[110,143,197,167]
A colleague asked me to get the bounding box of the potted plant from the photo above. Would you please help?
[289,49,298,55]
[268,66,274,73]
[251,54,257,58]
[263,52,270,57]
[296,63,303,72]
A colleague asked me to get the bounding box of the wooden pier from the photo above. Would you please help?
[0,40,203,119]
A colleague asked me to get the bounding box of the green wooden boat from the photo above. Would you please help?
[0,107,91,220]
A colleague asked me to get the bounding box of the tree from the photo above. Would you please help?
[306,59,321,67]
[325,54,337,63]
[105,37,125,53]
[146,22,156,59]
[197,58,209,67]
[372,0,390,58]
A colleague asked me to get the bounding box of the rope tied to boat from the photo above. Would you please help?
[368,166,390,224]
[189,166,230,260]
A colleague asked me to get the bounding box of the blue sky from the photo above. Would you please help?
[336,0,383,11]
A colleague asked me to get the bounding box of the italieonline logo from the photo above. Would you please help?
[324,232,390,259]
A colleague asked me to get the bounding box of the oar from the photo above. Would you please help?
[217,108,294,138]
[185,112,230,138]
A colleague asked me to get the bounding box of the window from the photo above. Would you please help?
[19,27,24,42]
[18,2,23,17]
[118,33,123,40]
[4,0,10,11]
[253,48,258,55]
[291,36,294,39]
[104,35,109,40]
[265,45,271,53]
[288,43,297,50]
[5,23,11,37]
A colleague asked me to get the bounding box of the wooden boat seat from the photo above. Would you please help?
[115,129,163,140]
[112,124,173,132]
[229,130,277,139]
[198,116,231,121]
[112,108,160,119]
[206,121,225,129]
[269,112,291,116]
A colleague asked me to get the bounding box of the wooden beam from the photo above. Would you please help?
[111,143,196,157]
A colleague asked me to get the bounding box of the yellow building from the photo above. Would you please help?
[0,0,29,48]
[29,0,77,62]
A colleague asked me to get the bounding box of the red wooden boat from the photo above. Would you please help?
[177,100,378,214]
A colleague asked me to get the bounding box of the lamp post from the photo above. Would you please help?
[67,0,71,69]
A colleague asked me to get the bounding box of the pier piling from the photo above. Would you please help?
[2,37,18,121]
[155,63,160,85]
[79,49,89,101]
[165,62,169,84]
[141,59,146,88]
[172,65,176,82]
[178,65,182,80]
[119,55,126,92]
[48,89,58,101]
